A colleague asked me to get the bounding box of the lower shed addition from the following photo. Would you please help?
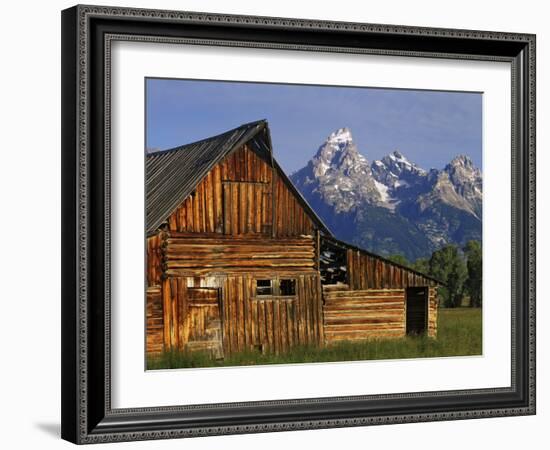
[323,286,438,344]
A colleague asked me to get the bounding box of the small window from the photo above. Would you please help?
[256,279,272,296]
[279,279,296,296]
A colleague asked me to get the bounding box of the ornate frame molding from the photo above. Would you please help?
[61,4,536,444]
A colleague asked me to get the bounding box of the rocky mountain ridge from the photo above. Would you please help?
[290,127,482,260]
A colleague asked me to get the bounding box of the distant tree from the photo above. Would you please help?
[429,245,467,308]
[412,258,429,275]
[387,254,410,267]
[464,240,482,308]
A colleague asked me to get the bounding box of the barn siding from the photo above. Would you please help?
[156,271,323,356]
[146,233,164,287]
[165,144,316,237]
[346,248,436,290]
[323,288,406,344]
[163,234,316,275]
[428,287,438,337]
[273,172,316,237]
[146,286,164,353]
[222,273,322,355]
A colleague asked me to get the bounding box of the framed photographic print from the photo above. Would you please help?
[61,4,536,444]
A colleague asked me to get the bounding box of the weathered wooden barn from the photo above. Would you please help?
[146,120,440,357]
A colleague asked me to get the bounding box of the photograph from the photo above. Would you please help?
[145,78,483,370]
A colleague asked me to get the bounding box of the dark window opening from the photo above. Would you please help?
[320,237,348,285]
[280,279,296,296]
[256,279,273,296]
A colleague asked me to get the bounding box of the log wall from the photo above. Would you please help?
[165,144,316,237]
[323,286,439,344]
[323,288,406,344]
[163,233,316,276]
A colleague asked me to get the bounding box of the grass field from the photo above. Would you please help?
[147,307,482,370]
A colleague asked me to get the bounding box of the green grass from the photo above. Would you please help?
[147,307,482,370]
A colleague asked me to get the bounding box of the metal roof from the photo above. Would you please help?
[145,120,331,235]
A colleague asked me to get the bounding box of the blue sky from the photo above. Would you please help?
[146,78,482,173]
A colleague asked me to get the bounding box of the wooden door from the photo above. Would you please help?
[406,287,428,335]
[183,288,223,359]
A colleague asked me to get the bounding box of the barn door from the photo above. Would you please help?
[183,288,223,359]
[406,287,428,335]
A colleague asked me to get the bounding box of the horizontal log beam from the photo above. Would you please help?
[325,331,405,341]
[164,259,315,269]
[324,315,403,325]
[166,233,314,242]
[325,290,404,298]
[324,296,404,304]
[325,306,404,312]
[164,268,318,277]
[325,324,404,332]
[164,249,315,261]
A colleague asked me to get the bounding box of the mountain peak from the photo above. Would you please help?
[449,154,474,168]
[292,127,383,213]
[312,127,366,177]
[386,150,417,168]
[327,127,353,144]
[390,150,405,160]
[371,150,426,190]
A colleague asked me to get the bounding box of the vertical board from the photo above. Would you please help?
[182,288,223,358]
[146,233,164,286]
[166,144,282,235]
[221,273,324,355]
[146,286,164,354]
[344,244,436,290]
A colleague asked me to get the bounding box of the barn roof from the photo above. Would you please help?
[146,120,331,235]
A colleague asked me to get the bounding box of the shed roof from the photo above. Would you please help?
[146,120,331,235]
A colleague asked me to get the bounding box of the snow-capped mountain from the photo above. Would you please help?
[290,128,483,260]
[371,150,426,190]
[441,155,483,218]
[292,127,382,213]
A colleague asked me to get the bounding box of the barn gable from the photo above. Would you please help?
[146,120,330,236]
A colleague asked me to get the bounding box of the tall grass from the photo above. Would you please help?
[147,307,482,370]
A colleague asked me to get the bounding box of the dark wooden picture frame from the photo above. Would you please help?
[61,4,536,444]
